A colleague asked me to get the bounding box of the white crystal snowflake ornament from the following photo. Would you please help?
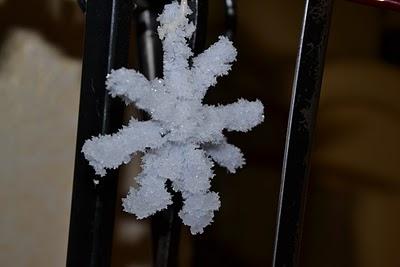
[82,1,264,234]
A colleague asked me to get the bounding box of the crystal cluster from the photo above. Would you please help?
[82,1,264,234]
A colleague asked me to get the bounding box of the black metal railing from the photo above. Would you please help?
[66,0,400,266]
[66,0,132,266]
[272,1,399,266]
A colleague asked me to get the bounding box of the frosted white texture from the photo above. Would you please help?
[82,1,264,234]
[203,140,245,174]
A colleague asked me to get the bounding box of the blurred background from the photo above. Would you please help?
[1,0,400,266]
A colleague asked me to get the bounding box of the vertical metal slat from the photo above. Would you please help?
[272,0,333,266]
[134,5,182,267]
[67,0,132,266]
[133,1,208,266]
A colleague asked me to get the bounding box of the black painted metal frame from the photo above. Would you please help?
[66,0,363,266]
[272,0,333,266]
[67,0,208,266]
[67,1,133,266]
[68,0,332,265]
[135,1,208,266]
[272,1,400,266]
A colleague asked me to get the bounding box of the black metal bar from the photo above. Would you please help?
[133,1,208,266]
[223,0,236,40]
[77,0,87,12]
[188,0,208,55]
[272,0,333,266]
[150,184,183,267]
[136,5,164,80]
[134,5,181,267]
[67,0,132,266]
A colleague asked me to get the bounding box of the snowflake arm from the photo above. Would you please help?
[157,2,195,98]
[203,140,245,173]
[122,174,172,219]
[82,119,166,176]
[213,98,265,132]
[191,36,237,99]
[179,192,221,234]
[106,68,171,116]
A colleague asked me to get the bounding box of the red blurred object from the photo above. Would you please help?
[348,0,400,11]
